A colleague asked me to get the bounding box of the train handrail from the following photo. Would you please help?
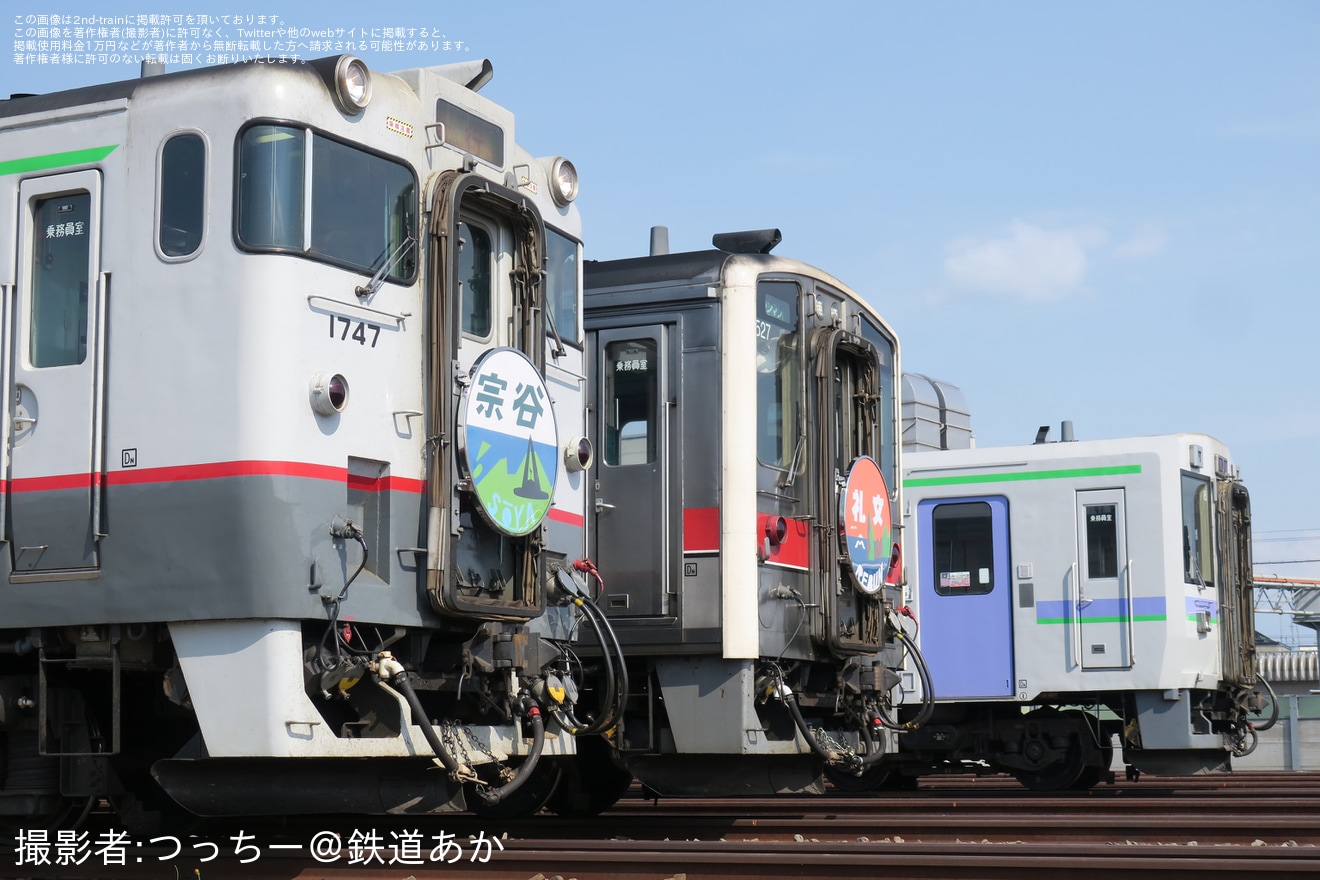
[1125,558,1135,665]
[1070,562,1081,669]
[91,271,110,541]
[0,283,10,545]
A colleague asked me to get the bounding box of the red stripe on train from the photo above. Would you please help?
[683,507,810,569]
[6,461,426,494]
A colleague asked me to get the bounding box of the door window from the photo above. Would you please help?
[603,339,657,465]
[458,220,493,337]
[1084,504,1119,578]
[30,192,91,368]
[931,501,995,596]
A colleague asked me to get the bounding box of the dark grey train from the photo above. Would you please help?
[557,228,926,810]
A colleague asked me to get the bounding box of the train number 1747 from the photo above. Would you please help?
[329,315,383,347]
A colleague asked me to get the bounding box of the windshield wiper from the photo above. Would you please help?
[356,235,417,299]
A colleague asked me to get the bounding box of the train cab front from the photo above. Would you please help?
[0,54,595,826]
[578,231,918,801]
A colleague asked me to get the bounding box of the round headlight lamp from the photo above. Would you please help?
[564,436,594,472]
[334,56,372,113]
[311,372,350,416]
[549,157,579,206]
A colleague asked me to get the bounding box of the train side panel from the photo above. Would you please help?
[898,432,1260,785]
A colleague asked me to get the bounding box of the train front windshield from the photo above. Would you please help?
[757,282,801,468]
[235,123,417,282]
[545,229,580,346]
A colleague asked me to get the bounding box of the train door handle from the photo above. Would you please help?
[595,498,616,513]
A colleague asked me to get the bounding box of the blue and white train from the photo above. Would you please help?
[873,403,1269,790]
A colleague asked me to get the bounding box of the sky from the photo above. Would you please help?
[9,2,1320,640]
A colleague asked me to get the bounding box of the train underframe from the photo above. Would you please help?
[555,653,902,807]
[868,683,1271,792]
[0,616,583,829]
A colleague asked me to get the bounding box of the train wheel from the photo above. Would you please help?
[1012,709,1106,792]
[466,758,563,819]
[1012,755,1085,792]
[544,736,633,817]
[823,763,894,792]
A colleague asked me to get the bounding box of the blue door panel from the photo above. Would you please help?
[917,495,1013,699]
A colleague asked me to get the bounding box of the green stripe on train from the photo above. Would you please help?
[1036,614,1168,625]
[905,464,1141,488]
[0,145,119,176]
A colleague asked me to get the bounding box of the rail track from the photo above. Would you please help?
[8,772,1319,879]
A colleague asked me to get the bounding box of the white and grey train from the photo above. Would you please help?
[0,55,611,825]
[572,229,920,806]
[873,400,1270,790]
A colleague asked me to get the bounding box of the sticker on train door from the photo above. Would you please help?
[839,456,893,595]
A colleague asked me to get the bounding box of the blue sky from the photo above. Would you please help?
[10,2,1320,633]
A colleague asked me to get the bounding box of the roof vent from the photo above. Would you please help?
[650,225,669,256]
[712,228,781,254]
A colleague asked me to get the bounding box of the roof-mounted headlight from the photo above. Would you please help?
[333,56,372,114]
[549,157,578,206]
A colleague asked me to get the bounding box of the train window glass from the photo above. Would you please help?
[860,320,897,489]
[1181,474,1214,585]
[236,124,303,249]
[236,124,417,282]
[458,221,493,336]
[30,193,91,367]
[545,228,580,345]
[756,281,801,468]
[159,133,205,257]
[309,133,416,281]
[1084,504,1119,578]
[604,339,657,466]
[932,502,994,596]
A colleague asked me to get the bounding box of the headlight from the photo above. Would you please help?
[310,372,350,416]
[334,56,372,113]
[564,436,593,472]
[549,157,578,206]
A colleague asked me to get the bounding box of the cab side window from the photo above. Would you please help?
[159,132,206,258]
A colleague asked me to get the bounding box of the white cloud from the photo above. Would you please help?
[943,222,1102,302]
[1113,223,1167,259]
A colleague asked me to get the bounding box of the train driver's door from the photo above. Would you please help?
[7,171,106,578]
[916,497,1014,698]
[590,326,670,618]
[1076,488,1131,669]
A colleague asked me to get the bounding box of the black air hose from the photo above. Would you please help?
[388,667,464,778]
[782,686,842,764]
[577,595,630,731]
[473,700,548,806]
[853,716,888,768]
[1252,675,1279,732]
[570,596,617,734]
